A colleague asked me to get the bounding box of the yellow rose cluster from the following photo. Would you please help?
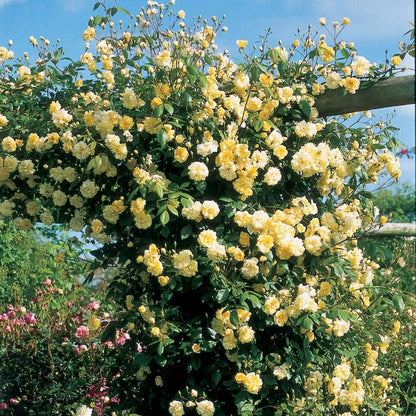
[0,2,409,415]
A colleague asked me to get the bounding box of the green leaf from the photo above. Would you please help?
[157,128,168,149]
[184,92,192,106]
[167,204,179,216]
[92,15,102,26]
[160,210,170,226]
[212,369,221,386]
[278,61,287,75]
[392,295,405,313]
[115,6,133,17]
[216,288,229,303]
[180,224,192,240]
[334,263,344,279]
[230,310,239,327]
[153,104,164,118]
[54,47,63,60]
[253,119,263,132]
[187,65,199,76]
[157,342,164,355]
[341,48,350,59]
[180,197,192,208]
[249,293,262,309]
[299,99,311,118]
[164,103,174,115]
[154,183,164,199]
[300,316,314,330]
[199,75,208,88]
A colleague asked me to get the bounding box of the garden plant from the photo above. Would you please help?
[0,1,415,415]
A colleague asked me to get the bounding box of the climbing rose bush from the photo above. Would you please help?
[0,1,413,415]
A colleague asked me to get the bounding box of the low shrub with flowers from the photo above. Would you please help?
[0,223,129,414]
[0,1,414,414]
[0,252,128,415]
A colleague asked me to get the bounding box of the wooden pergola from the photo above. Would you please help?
[316,74,415,117]
[316,74,415,236]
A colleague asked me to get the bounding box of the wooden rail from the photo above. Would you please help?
[316,75,415,117]
[365,223,416,237]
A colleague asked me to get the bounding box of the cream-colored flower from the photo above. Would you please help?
[80,180,99,199]
[188,162,209,181]
[351,56,370,76]
[264,167,282,186]
[198,229,217,248]
[196,400,215,416]
[169,400,184,416]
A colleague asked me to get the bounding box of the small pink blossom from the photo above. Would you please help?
[102,340,115,349]
[24,313,37,324]
[43,278,52,286]
[88,301,100,310]
[75,344,88,354]
[0,402,7,409]
[75,325,90,341]
[115,330,131,346]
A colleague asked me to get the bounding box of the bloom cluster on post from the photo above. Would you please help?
[0,1,412,415]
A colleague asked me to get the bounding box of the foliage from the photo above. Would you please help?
[0,1,414,415]
[371,182,415,223]
[0,224,126,414]
[0,221,90,306]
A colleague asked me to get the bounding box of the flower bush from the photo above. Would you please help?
[0,1,414,414]
[0,224,127,414]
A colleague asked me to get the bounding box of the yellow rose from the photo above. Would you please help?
[87,315,101,331]
[151,327,161,337]
[236,39,248,48]
[83,27,96,41]
[391,55,402,66]
[174,147,189,163]
[188,162,209,181]
[157,275,170,286]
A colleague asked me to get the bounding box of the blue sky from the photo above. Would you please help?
[0,0,414,185]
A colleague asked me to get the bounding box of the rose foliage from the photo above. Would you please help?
[0,1,414,415]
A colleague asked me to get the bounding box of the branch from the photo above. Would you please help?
[315,75,415,117]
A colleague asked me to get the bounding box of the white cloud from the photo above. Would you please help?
[0,0,21,7]
[56,0,87,12]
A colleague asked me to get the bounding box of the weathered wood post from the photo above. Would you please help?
[316,74,415,237]
[316,74,415,116]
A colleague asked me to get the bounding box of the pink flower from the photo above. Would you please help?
[102,340,115,349]
[0,402,7,409]
[9,398,19,406]
[115,330,130,346]
[24,313,37,324]
[88,301,100,310]
[75,344,88,354]
[43,278,52,286]
[75,325,90,341]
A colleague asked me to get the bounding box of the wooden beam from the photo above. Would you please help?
[365,223,416,237]
[315,75,415,117]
